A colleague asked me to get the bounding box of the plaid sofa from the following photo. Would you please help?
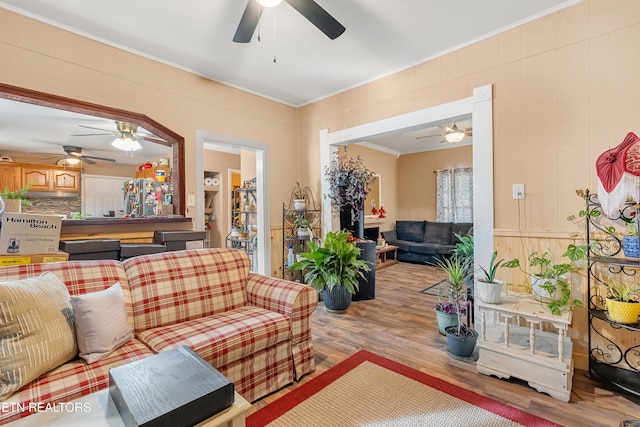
[0,248,318,424]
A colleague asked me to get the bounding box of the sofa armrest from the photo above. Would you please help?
[246,274,318,344]
[381,230,397,241]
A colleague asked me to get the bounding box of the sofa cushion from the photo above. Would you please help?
[0,273,78,400]
[124,248,251,333]
[424,221,453,245]
[71,282,133,364]
[408,243,441,256]
[437,244,457,255]
[138,305,291,368]
[387,239,421,253]
[395,221,426,242]
[451,222,473,244]
[0,339,154,424]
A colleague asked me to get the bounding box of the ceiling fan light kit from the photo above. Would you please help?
[65,157,81,165]
[256,0,283,7]
[112,136,142,152]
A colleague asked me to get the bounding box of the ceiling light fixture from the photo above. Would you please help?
[112,136,142,151]
[443,123,465,144]
[256,0,283,7]
[65,157,80,165]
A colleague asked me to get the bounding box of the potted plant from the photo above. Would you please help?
[1,182,33,213]
[476,251,505,304]
[290,230,371,313]
[324,153,376,238]
[503,244,586,315]
[434,256,478,357]
[622,222,639,260]
[604,280,640,324]
[434,293,466,336]
[294,214,310,238]
[292,182,307,210]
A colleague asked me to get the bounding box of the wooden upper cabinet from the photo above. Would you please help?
[22,166,50,191]
[0,162,21,192]
[22,164,80,192]
[52,169,80,191]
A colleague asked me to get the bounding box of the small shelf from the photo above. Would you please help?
[590,360,640,397]
[590,256,640,267]
[204,185,219,192]
[590,308,640,331]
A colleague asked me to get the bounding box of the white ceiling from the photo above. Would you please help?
[0,0,580,160]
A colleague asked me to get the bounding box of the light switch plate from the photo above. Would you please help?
[187,194,196,206]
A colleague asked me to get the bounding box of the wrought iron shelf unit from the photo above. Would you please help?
[282,183,321,283]
[584,190,640,397]
[226,187,257,270]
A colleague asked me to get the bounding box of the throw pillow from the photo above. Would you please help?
[71,282,133,364]
[0,272,78,400]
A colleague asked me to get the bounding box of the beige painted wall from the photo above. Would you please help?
[397,146,472,221]
[0,8,299,225]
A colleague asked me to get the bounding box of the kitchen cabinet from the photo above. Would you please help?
[135,166,170,180]
[22,164,80,192]
[0,162,21,192]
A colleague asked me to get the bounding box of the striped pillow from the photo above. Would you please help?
[0,272,78,400]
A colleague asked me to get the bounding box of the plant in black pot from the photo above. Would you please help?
[434,256,477,357]
[290,230,371,313]
[324,152,375,238]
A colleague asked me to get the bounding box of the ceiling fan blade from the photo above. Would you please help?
[80,157,96,165]
[82,155,116,163]
[78,125,115,133]
[416,135,441,140]
[286,0,345,40]
[135,134,166,144]
[233,0,263,43]
[71,133,113,137]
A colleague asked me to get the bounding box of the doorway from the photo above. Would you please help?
[196,131,270,276]
[320,84,494,272]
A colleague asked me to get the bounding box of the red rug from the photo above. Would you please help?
[247,350,561,427]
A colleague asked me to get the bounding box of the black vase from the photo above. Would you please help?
[339,203,365,239]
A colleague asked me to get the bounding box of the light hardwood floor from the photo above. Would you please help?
[249,262,640,427]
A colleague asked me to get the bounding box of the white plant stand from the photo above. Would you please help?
[476,293,574,402]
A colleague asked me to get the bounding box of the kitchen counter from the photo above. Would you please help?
[61,216,194,243]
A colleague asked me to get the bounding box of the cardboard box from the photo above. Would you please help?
[109,346,234,427]
[0,213,62,255]
[0,250,69,266]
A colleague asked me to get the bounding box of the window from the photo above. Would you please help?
[435,167,473,223]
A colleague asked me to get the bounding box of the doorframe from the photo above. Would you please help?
[196,131,270,276]
[319,84,494,273]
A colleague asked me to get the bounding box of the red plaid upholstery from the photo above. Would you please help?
[0,340,153,424]
[124,248,251,334]
[0,260,134,329]
[0,248,318,423]
[138,305,291,368]
[246,273,318,379]
[218,341,294,403]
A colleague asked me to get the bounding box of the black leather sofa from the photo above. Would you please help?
[381,220,473,264]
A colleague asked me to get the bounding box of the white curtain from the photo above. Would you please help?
[436,167,473,223]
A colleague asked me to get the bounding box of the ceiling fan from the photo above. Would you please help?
[62,146,116,165]
[417,122,473,144]
[72,121,166,145]
[234,0,346,43]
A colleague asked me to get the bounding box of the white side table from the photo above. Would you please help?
[8,390,251,427]
[476,293,574,402]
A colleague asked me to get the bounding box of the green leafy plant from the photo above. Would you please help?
[289,230,371,294]
[324,153,376,220]
[293,182,306,200]
[479,251,505,283]
[1,182,33,206]
[452,233,474,267]
[434,256,473,336]
[293,214,309,229]
[606,280,639,303]
[502,244,587,315]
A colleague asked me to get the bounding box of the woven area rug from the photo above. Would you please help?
[419,278,448,296]
[247,350,560,427]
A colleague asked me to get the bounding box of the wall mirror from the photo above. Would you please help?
[0,83,185,215]
[364,174,381,216]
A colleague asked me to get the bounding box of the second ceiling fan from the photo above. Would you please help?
[234,0,345,43]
